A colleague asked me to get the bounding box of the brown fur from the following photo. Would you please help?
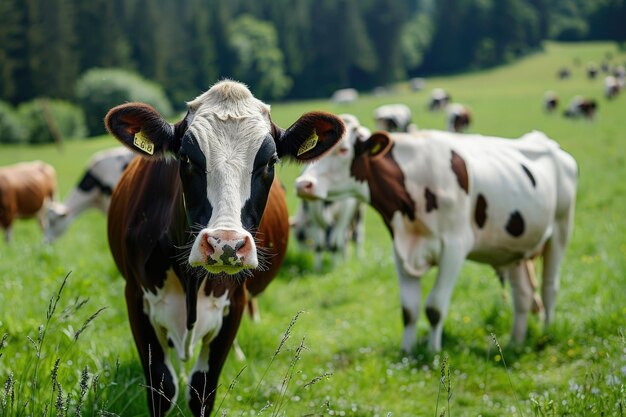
[0,161,56,239]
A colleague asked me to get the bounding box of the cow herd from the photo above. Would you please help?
[546,60,625,119]
[1,79,580,416]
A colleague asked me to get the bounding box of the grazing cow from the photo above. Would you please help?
[587,62,598,79]
[605,76,620,99]
[293,114,369,269]
[296,128,577,354]
[557,67,571,79]
[563,96,598,119]
[45,147,135,242]
[429,88,451,111]
[446,103,471,132]
[373,104,413,133]
[410,77,426,92]
[614,65,625,88]
[105,80,344,416]
[543,91,559,113]
[0,161,57,242]
[331,88,359,104]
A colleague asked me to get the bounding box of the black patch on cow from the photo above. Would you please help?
[425,306,441,327]
[241,136,277,231]
[77,170,114,195]
[450,150,469,194]
[475,194,488,228]
[424,187,438,212]
[402,307,411,326]
[521,164,536,188]
[505,211,525,237]
[178,133,212,227]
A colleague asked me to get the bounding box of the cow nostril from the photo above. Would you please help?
[235,236,251,259]
[201,233,215,257]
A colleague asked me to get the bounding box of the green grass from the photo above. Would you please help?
[1,41,625,416]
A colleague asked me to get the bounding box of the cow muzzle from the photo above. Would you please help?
[295,176,326,200]
[189,229,258,273]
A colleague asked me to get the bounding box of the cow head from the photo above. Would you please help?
[295,114,385,202]
[105,80,344,275]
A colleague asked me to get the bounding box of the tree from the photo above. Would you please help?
[228,15,291,99]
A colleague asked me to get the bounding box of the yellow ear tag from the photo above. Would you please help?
[133,130,155,155]
[370,142,382,155]
[297,131,319,156]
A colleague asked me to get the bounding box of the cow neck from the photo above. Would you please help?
[351,147,416,233]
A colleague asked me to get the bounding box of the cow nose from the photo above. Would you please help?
[295,178,316,199]
[192,229,257,272]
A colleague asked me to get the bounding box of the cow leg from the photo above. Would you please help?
[425,246,465,352]
[4,226,12,242]
[507,262,534,343]
[188,286,245,416]
[125,284,178,417]
[393,250,421,354]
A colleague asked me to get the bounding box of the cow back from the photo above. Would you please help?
[0,161,56,221]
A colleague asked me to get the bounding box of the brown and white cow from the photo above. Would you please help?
[563,96,598,119]
[296,127,577,354]
[105,80,344,416]
[45,147,135,242]
[446,103,472,132]
[0,161,57,242]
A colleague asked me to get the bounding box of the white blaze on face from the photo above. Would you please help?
[143,269,231,361]
[186,82,273,271]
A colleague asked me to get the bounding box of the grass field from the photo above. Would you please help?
[1,41,625,416]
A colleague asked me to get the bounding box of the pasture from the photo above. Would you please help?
[1,41,625,416]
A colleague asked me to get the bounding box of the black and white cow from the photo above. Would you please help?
[428,88,451,111]
[293,114,369,269]
[296,128,578,354]
[563,96,598,119]
[543,91,559,113]
[45,147,135,242]
[373,104,414,133]
[105,80,344,416]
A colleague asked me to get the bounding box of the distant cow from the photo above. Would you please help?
[605,76,620,99]
[331,88,359,104]
[105,80,344,416]
[446,103,471,132]
[587,62,598,79]
[429,88,451,111]
[293,114,369,269]
[557,67,571,79]
[564,96,598,119]
[543,91,559,113]
[0,161,57,242]
[45,147,135,242]
[373,104,413,132]
[296,128,577,354]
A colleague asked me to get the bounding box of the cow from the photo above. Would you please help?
[0,161,57,242]
[331,88,359,104]
[587,62,598,79]
[557,67,571,80]
[45,147,135,242]
[563,96,598,119]
[428,88,450,111]
[295,128,577,354]
[293,114,369,270]
[104,80,344,417]
[446,103,472,132]
[604,76,620,99]
[373,104,414,133]
[543,91,559,113]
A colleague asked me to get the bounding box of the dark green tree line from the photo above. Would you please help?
[0,0,623,107]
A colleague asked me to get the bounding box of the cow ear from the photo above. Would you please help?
[359,131,392,159]
[275,111,345,161]
[105,103,178,158]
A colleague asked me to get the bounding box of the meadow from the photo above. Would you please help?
[0,41,625,416]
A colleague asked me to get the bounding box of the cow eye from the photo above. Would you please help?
[179,153,191,165]
[267,154,279,168]
[337,147,349,156]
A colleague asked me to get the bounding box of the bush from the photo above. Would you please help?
[76,68,174,136]
[17,99,88,144]
[0,101,27,144]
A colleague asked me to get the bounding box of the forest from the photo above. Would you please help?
[0,0,624,106]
